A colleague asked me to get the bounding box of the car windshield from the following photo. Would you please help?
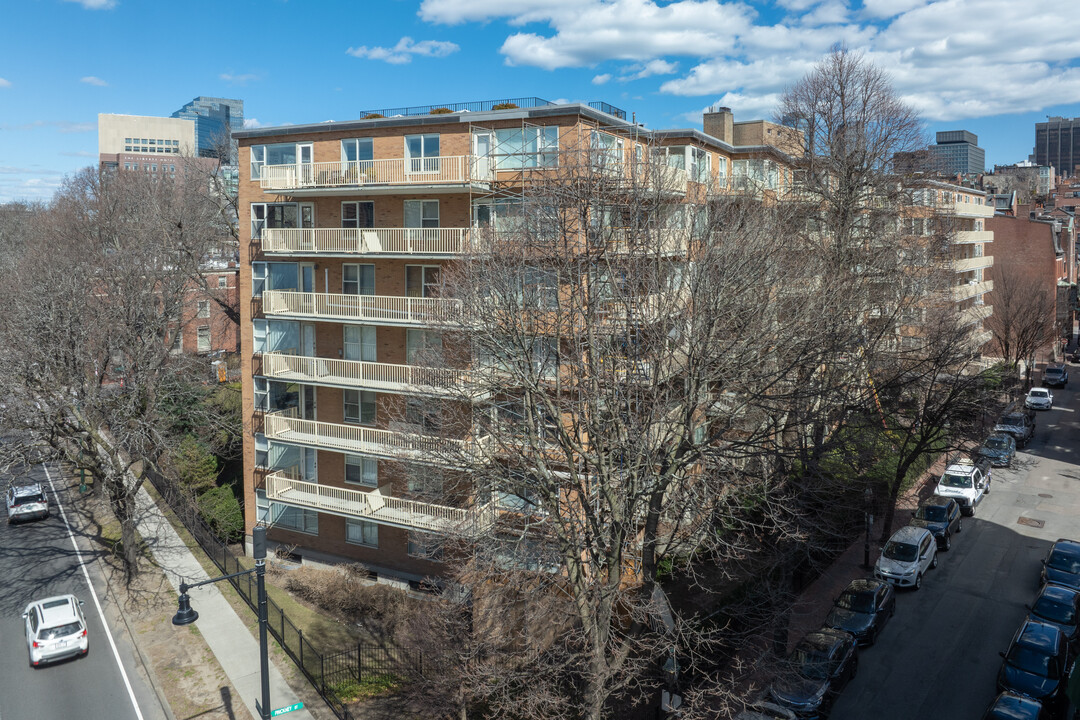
[1007,646,1057,679]
[1030,390,1050,398]
[1048,549,1080,574]
[1034,594,1077,624]
[916,506,947,522]
[1000,414,1025,427]
[1047,369,1064,377]
[12,492,45,506]
[37,621,82,641]
[940,473,972,489]
[983,437,1010,450]
[834,591,874,613]
[883,541,918,562]
[791,647,832,681]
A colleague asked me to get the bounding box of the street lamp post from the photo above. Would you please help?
[173,525,270,720]
[863,487,874,570]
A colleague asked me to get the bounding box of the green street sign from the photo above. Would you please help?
[271,702,304,717]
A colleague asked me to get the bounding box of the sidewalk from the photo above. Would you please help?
[133,486,315,720]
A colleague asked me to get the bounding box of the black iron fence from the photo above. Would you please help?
[143,467,419,719]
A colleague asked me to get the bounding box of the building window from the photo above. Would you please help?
[406,397,440,432]
[342,264,375,295]
[218,276,228,289]
[345,519,378,547]
[343,389,376,424]
[343,325,376,362]
[197,300,211,318]
[341,201,375,230]
[494,127,559,170]
[406,329,441,364]
[344,454,378,487]
[341,138,374,167]
[403,200,439,229]
[250,143,302,180]
[405,265,440,298]
[197,326,211,353]
[408,531,443,560]
[251,202,301,240]
[170,330,182,354]
[405,134,440,173]
[256,490,318,534]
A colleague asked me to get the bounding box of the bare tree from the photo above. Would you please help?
[985,264,1058,369]
[0,166,233,580]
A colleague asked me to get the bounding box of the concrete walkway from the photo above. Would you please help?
[134,486,315,720]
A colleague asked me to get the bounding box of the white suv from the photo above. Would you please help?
[6,483,49,523]
[933,459,991,516]
[874,526,938,590]
[23,594,89,667]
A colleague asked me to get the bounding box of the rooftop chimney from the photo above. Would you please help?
[704,106,734,145]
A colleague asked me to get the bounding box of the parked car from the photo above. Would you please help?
[980,691,1052,720]
[995,412,1036,447]
[769,627,858,718]
[1041,539,1080,590]
[734,701,797,720]
[874,526,938,590]
[977,434,1017,468]
[933,458,991,516]
[22,594,89,667]
[909,496,962,550]
[6,483,49,524]
[1043,363,1068,387]
[823,578,895,646]
[1027,583,1080,653]
[1026,387,1054,410]
[996,618,1071,716]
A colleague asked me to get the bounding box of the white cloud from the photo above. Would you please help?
[220,73,259,85]
[63,0,117,8]
[243,118,264,129]
[592,73,612,85]
[0,78,10,88]
[346,37,460,64]
[80,76,108,87]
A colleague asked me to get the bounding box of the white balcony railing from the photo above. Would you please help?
[951,280,993,303]
[954,230,993,245]
[259,157,489,191]
[263,410,487,465]
[262,290,462,326]
[952,255,994,273]
[603,228,689,255]
[264,471,495,535]
[262,228,470,256]
[959,304,993,327]
[942,202,995,219]
[262,352,479,397]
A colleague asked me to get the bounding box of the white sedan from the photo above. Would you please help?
[1025,387,1054,410]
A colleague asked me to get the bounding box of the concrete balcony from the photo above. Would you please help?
[952,255,993,273]
[262,228,470,257]
[264,471,495,535]
[959,304,993,327]
[954,230,994,245]
[262,290,462,327]
[261,352,485,398]
[942,202,995,219]
[602,228,689,256]
[951,279,993,303]
[263,410,487,465]
[258,157,492,194]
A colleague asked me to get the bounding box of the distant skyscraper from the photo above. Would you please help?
[171,97,244,162]
[1035,117,1080,178]
[929,130,985,175]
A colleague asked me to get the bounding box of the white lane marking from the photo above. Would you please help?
[43,464,146,720]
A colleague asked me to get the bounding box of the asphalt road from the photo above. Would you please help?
[831,378,1080,720]
[0,461,166,720]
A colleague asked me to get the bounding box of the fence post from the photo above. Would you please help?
[280,606,286,640]
[357,642,362,683]
[320,653,325,694]
[299,629,304,672]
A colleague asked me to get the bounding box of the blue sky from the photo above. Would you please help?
[2,0,1079,202]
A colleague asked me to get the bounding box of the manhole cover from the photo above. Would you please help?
[1018,517,1046,528]
[1039,493,1054,499]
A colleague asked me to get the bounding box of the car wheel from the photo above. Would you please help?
[915,573,922,590]
[985,480,990,494]
[943,533,952,551]
[930,552,938,569]
[957,517,963,533]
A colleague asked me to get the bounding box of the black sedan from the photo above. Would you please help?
[770,627,858,719]
[909,497,962,551]
[823,578,895,646]
[1041,539,1080,589]
[980,691,1051,720]
[1027,583,1080,653]
[996,619,1071,716]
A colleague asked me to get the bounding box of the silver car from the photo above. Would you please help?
[6,483,49,523]
[874,525,938,590]
[1026,387,1054,411]
[23,594,89,667]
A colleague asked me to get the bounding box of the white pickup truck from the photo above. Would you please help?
[933,458,991,516]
